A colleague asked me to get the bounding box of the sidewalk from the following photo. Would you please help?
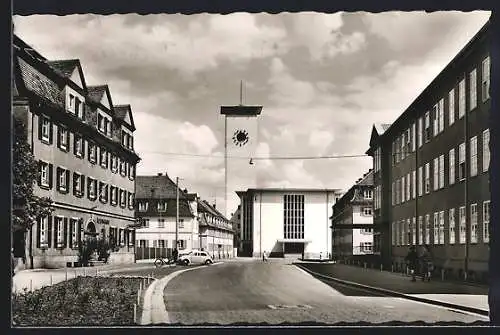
[296,262,489,314]
[12,262,156,294]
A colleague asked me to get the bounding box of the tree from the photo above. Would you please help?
[12,117,53,264]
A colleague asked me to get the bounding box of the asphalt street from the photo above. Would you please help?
[160,260,489,326]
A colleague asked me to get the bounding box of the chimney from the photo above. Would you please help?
[213,203,216,209]
[157,173,163,176]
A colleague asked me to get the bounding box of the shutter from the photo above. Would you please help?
[67,131,71,152]
[56,167,60,190]
[48,164,53,189]
[87,177,91,200]
[77,219,82,246]
[73,134,77,155]
[56,126,61,148]
[73,172,77,196]
[69,220,73,249]
[65,170,70,193]
[82,138,86,159]
[63,218,68,248]
[36,217,41,248]
[47,215,52,248]
[132,230,136,246]
[81,175,85,197]
[49,122,54,144]
[37,161,42,186]
[38,116,43,141]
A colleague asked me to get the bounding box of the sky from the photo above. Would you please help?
[13,11,491,216]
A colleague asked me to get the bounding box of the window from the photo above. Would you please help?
[55,216,64,248]
[449,208,456,245]
[406,218,411,246]
[73,172,84,197]
[99,147,108,168]
[424,163,430,194]
[470,136,478,177]
[391,181,395,206]
[158,201,167,212]
[425,214,430,245]
[439,154,444,189]
[411,122,416,152]
[482,56,490,101]
[433,213,439,245]
[363,207,372,216]
[128,193,134,209]
[392,222,396,246]
[418,117,423,148]
[459,206,466,244]
[39,161,50,187]
[412,217,416,245]
[70,218,78,249]
[110,187,117,205]
[364,189,373,199]
[120,190,126,207]
[40,116,50,143]
[392,141,397,166]
[158,219,165,228]
[449,148,455,185]
[483,200,490,243]
[449,89,455,126]
[87,178,97,200]
[178,219,185,229]
[58,126,69,151]
[418,166,423,196]
[129,164,136,180]
[400,134,406,159]
[138,201,148,212]
[433,157,439,191]
[362,228,372,233]
[406,173,410,201]
[469,68,477,111]
[401,220,406,246]
[471,203,478,243]
[360,242,373,253]
[412,170,416,199]
[406,128,411,155]
[39,216,48,247]
[99,182,108,203]
[418,216,423,245]
[432,103,439,136]
[120,159,126,176]
[424,111,431,142]
[483,129,490,172]
[284,194,305,239]
[439,211,445,245]
[458,78,466,118]
[74,135,83,157]
[158,240,166,248]
[98,113,106,134]
[57,167,69,193]
[401,177,405,203]
[459,143,466,181]
[88,142,96,163]
[111,155,118,173]
[141,219,150,228]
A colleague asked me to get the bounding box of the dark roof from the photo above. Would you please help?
[47,59,80,78]
[332,169,374,217]
[114,104,136,131]
[355,169,374,186]
[87,85,107,104]
[135,198,194,218]
[220,105,263,116]
[135,174,188,200]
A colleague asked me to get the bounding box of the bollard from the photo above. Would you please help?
[380,264,383,272]
[30,279,33,292]
[65,268,68,281]
[391,264,394,272]
[50,275,53,286]
[133,303,137,324]
[441,268,445,281]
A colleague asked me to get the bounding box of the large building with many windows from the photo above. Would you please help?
[331,170,375,261]
[13,35,141,269]
[366,20,491,281]
[236,188,342,259]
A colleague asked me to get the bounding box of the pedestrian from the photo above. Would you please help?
[172,248,179,264]
[262,251,268,262]
[420,245,434,281]
[405,246,418,282]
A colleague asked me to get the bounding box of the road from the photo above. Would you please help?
[154,260,489,326]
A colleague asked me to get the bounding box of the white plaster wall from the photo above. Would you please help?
[352,205,374,255]
[136,216,196,248]
[252,191,340,257]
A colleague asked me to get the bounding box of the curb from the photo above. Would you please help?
[140,261,224,325]
[294,264,489,317]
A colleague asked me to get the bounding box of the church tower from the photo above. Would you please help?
[220,87,263,218]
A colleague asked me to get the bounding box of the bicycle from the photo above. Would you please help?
[154,257,175,268]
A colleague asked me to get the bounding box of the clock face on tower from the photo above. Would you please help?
[232,129,249,147]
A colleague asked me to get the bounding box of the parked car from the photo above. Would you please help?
[178,250,213,266]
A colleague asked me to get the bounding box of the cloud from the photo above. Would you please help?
[309,130,335,154]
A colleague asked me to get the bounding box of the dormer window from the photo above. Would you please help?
[121,128,134,150]
[158,201,167,212]
[364,189,373,199]
[67,90,84,119]
[138,201,149,212]
[97,110,112,137]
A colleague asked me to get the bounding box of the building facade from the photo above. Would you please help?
[331,170,375,260]
[13,35,140,269]
[134,174,198,257]
[366,21,491,281]
[237,188,342,259]
[230,205,242,254]
[197,200,235,259]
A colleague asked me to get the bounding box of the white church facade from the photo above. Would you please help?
[236,188,343,259]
